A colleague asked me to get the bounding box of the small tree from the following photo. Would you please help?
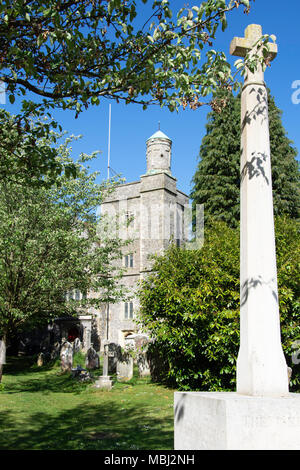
[0,122,128,382]
[138,218,300,391]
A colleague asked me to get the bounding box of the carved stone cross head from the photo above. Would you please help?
[230,24,277,60]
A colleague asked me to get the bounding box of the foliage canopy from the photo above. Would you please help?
[0,0,253,113]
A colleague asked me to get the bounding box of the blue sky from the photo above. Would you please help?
[2,0,300,198]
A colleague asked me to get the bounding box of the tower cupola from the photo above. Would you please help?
[146,129,172,175]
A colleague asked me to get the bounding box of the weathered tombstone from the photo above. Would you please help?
[79,315,92,352]
[86,346,100,370]
[107,342,121,375]
[137,353,150,378]
[73,337,82,354]
[37,352,44,367]
[174,24,300,450]
[60,341,73,372]
[126,333,151,378]
[117,341,134,382]
[50,341,61,360]
[117,356,133,382]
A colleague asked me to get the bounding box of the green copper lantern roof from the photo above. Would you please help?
[146,130,171,141]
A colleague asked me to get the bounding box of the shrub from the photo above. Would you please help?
[138,218,300,391]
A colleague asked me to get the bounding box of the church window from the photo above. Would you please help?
[124,302,134,320]
[125,254,133,268]
[75,289,81,301]
[65,289,86,301]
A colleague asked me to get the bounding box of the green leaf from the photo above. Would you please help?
[239,0,250,6]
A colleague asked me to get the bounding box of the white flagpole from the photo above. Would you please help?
[107,103,111,180]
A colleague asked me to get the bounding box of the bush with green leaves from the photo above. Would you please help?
[138,218,300,391]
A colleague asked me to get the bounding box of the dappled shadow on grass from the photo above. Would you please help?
[3,358,152,395]
[4,371,94,394]
[3,355,42,376]
[2,355,104,394]
[0,356,174,450]
[0,396,173,450]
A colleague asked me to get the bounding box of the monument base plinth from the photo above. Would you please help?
[95,375,113,390]
[174,392,300,450]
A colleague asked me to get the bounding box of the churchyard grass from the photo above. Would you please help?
[0,356,173,450]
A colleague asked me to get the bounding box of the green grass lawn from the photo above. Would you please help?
[0,356,174,450]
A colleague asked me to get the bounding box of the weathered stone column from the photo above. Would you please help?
[230,24,289,397]
[95,341,113,390]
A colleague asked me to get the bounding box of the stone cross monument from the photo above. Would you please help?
[230,24,289,397]
[174,25,300,450]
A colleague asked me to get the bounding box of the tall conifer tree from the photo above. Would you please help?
[191,90,300,227]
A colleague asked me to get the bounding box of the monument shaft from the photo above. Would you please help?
[233,25,289,396]
[174,25,299,450]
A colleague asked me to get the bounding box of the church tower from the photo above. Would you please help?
[98,129,189,348]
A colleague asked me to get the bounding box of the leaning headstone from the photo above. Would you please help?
[50,341,61,361]
[86,346,100,370]
[73,338,82,354]
[60,341,73,372]
[174,24,300,450]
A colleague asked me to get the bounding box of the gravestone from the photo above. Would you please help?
[174,24,300,450]
[137,353,151,377]
[79,315,92,352]
[126,333,151,377]
[107,343,121,375]
[117,339,134,382]
[50,341,61,360]
[60,341,73,372]
[73,338,82,354]
[86,346,100,370]
[116,336,134,382]
[37,352,44,367]
[117,356,133,382]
